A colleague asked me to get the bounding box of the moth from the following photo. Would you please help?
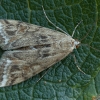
[0,19,80,87]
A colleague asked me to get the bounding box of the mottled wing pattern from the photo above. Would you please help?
[0,20,75,87]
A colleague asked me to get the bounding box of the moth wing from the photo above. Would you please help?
[0,19,74,50]
[0,49,70,87]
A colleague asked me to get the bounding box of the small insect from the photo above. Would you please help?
[0,19,81,87]
[0,7,88,87]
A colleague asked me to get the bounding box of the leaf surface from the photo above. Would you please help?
[0,0,100,100]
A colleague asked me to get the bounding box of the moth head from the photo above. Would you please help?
[74,39,80,49]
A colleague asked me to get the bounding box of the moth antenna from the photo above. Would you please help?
[80,32,90,42]
[42,5,83,38]
[73,54,86,74]
[72,20,83,37]
[79,22,96,42]
[89,45,100,52]
[42,5,86,74]
[42,5,70,36]
[81,43,100,52]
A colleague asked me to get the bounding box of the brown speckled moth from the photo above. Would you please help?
[0,19,80,87]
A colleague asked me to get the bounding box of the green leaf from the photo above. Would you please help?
[0,0,100,100]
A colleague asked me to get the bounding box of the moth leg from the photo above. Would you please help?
[42,6,70,36]
[73,54,86,74]
[36,67,52,84]
[71,20,83,37]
